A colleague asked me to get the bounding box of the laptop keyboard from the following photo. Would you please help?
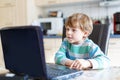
[46,63,83,80]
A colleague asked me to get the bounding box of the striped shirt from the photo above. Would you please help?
[55,38,110,69]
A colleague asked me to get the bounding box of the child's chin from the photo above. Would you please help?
[68,40,74,44]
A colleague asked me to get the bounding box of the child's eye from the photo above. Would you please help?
[66,28,69,31]
[72,29,77,32]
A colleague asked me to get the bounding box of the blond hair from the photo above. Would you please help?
[65,13,93,35]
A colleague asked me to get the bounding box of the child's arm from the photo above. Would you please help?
[88,46,110,69]
[67,47,110,70]
[55,40,69,65]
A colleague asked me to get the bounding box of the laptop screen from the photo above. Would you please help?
[0,26,47,79]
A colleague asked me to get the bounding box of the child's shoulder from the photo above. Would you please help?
[84,38,97,46]
[62,38,69,44]
[85,38,93,43]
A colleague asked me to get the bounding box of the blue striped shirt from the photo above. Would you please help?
[55,38,110,69]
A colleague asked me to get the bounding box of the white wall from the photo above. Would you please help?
[40,2,120,22]
[26,1,120,24]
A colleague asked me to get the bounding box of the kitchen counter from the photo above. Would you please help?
[43,35,62,38]
[110,34,120,38]
[43,34,120,39]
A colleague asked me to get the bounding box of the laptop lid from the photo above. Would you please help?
[0,26,47,79]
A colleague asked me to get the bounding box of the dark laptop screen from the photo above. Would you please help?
[0,26,47,79]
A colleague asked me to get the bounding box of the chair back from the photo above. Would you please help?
[89,24,110,55]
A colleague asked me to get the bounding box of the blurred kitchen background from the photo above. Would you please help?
[0,0,120,68]
[1,0,120,34]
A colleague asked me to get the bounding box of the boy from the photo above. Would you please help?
[55,13,110,70]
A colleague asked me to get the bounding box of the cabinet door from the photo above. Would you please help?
[0,0,27,27]
[0,6,16,27]
[0,0,16,28]
[0,0,16,6]
[47,0,60,5]
[59,0,80,4]
[43,38,62,63]
[35,0,46,6]
[15,0,27,26]
[108,38,120,66]
[55,38,62,51]
[64,0,98,3]
[43,38,55,63]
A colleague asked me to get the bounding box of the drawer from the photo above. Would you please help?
[55,38,62,48]
[43,38,62,63]
[108,38,120,48]
[108,38,120,55]
[43,39,55,49]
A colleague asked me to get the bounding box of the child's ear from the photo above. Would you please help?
[83,31,89,38]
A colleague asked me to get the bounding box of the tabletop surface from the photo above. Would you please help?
[0,66,120,80]
[70,66,120,80]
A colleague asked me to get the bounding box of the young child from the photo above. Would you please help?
[54,13,110,70]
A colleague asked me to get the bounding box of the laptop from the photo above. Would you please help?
[0,26,83,80]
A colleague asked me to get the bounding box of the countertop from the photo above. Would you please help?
[110,34,120,38]
[43,35,62,38]
[43,34,120,39]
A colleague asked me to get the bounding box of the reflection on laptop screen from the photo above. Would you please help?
[0,26,47,79]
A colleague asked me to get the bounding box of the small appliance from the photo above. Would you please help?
[113,12,120,34]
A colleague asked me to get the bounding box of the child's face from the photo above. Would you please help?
[66,26,87,44]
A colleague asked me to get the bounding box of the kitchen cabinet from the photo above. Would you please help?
[35,0,60,6]
[60,0,89,4]
[35,0,78,6]
[35,0,47,6]
[108,38,120,66]
[0,0,16,27]
[35,0,99,6]
[43,38,62,63]
[0,0,27,28]
[0,0,16,6]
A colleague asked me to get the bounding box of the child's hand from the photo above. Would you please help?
[69,59,92,70]
[65,59,74,67]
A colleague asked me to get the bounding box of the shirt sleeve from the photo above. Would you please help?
[54,39,69,65]
[88,44,111,69]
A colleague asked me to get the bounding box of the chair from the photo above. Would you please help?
[89,24,110,55]
[62,24,111,55]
